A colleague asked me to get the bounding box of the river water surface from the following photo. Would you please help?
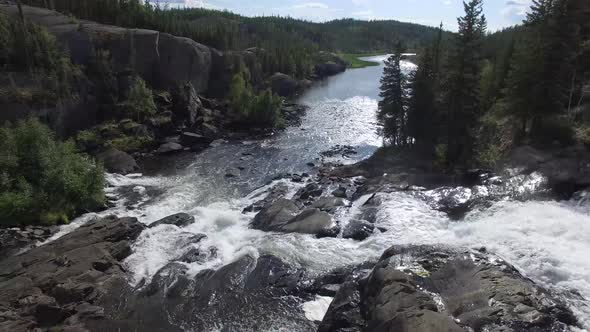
[60,55,590,330]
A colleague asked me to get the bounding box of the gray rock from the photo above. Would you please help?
[97,148,140,175]
[158,34,211,92]
[156,142,183,154]
[269,72,299,97]
[312,197,347,213]
[250,199,301,232]
[342,220,374,241]
[319,245,577,332]
[181,131,213,148]
[282,209,334,234]
[0,216,145,331]
[149,213,195,228]
[332,186,348,198]
[171,82,202,127]
[243,183,289,213]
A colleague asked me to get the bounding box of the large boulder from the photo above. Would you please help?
[171,83,202,127]
[149,213,195,228]
[319,245,577,332]
[250,198,301,232]
[315,61,346,78]
[342,220,374,241]
[97,148,140,175]
[282,209,334,234]
[0,216,145,331]
[269,72,300,97]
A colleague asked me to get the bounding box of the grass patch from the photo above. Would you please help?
[339,53,383,69]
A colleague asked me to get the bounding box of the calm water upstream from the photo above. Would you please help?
[56,55,590,330]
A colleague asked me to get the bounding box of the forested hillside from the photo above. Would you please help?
[20,0,446,78]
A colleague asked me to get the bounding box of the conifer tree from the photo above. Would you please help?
[442,0,487,164]
[378,44,409,146]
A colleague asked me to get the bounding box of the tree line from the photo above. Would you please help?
[378,0,590,167]
[20,0,445,79]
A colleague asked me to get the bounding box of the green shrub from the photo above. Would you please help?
[229,67,284,129]
[0,118,105,225]
[434,144,447,169]
[476,144,502,169]
[120,76,157,121]
[108,135,154,153]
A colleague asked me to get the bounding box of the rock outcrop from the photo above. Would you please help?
[319,245,577,332]
[0,4,212,93]
[0,216,145,331]
[97,148,140,175]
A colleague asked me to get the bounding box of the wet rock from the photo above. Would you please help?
[282,209,334,234]
[332,186,348,198]
[315,225,341,239]
[250,199,301,232]
[0,216,144,331]
[321,145,357,159]
[421,186,474,219]
[296,183,323,200]
[103,254,316,331]
[97,148,140,175]
[243,183,289,213]
[312,197,347,213]
[319,245,577,332]
[149,213,195,228]
[181,131,213,148]
[342,220,374,241]
[156,142,183,154]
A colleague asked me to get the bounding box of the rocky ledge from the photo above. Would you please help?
[319,245,577,332]
[0,216,144,331]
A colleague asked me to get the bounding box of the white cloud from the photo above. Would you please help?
[292,2,329,9]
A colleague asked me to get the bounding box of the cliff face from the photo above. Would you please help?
[0,4,212,93]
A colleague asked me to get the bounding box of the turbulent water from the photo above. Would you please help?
[59,55,590,330]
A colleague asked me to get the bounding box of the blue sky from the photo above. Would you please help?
[154,0,532,31]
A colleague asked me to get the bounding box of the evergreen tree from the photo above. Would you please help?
[407,47,437,145]
[378,44,409,146]
[442,0,487,164]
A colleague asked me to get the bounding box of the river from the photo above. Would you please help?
[58,55,590,330]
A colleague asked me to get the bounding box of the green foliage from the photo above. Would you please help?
[21,0,447,79]
[121,76,157,121]
[378,44,410,146]
[0,13,81,104]
[338,53,381,69]
[434,144,448,169]
[107,135,154,153]
[229,67,284,129]
[0,118,105,225]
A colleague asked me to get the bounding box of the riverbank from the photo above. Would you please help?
[339,53,383,68]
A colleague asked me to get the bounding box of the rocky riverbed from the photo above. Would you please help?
[1,52,589,331]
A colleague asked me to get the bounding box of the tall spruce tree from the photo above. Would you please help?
[442,0,487,164]
[378,44,409,146]
[408,47,437,145]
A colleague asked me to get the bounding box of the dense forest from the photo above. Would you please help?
[378,0,590,168]
[20,0,446,78]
